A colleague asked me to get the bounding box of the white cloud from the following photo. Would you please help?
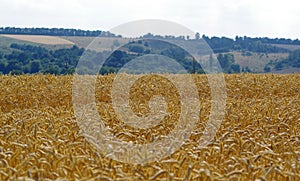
[0,0,299,38]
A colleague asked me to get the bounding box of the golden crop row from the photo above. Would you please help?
[0,74,299,180]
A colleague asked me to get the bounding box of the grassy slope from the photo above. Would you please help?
[0,36,39,54]
[62,36,131,52]
[0,36,73,53]
[0,34,74,45]
[229,51,289,72]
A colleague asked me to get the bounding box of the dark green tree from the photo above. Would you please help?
[264,66,271,72]
[230,64,240,73]
[30,60,41,73]
[195,32,200,40]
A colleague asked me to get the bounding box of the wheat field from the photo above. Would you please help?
[0,35,74,45]
[0,74,299,180]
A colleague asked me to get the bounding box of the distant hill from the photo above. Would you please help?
[0,27,300,74]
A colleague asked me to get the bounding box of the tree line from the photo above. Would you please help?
[0,27,117,37]
[202,35,290,53]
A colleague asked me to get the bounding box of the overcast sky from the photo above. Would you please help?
[1,0,300,39]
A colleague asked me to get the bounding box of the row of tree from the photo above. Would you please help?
[0,27,117,37]
[237,36,300,45]
[202,35,289,53]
